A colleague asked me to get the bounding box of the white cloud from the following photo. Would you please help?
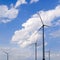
[0,5,19,23]
[19,31,42,47]
[6,8,18,19]
[11,17,43,48]
[0,0,31,23]
[30,0,39,3]
[11,5,60,47]
[15,0,39,7]
[50,30,60,38]
[15,0,27,8]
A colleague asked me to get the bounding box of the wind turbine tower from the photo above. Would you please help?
[35,42,37,60]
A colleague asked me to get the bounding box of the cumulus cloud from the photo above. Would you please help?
[11,5,60,48]
[0,5,19,23]
[30,0,39,3]
[15,0,27,8]
[12,19,42,47]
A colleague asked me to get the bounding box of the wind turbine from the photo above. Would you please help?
[3,51,9,60]
[37,12,49,60]
[34,30,42,60]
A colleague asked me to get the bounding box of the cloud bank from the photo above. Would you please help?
[0,47,60,60]
[11,5,60,48]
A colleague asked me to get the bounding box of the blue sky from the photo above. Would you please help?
[0,0,60,60]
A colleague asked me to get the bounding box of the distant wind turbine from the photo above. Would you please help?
[3,51,9,60]
[34,29,42,60]
[47,50,50,60]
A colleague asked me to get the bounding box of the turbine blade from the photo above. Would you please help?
[38,26,43,31]
[37,12,44,25]
[3,51,8,54]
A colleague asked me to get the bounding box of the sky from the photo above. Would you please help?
[0,0,60,60]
